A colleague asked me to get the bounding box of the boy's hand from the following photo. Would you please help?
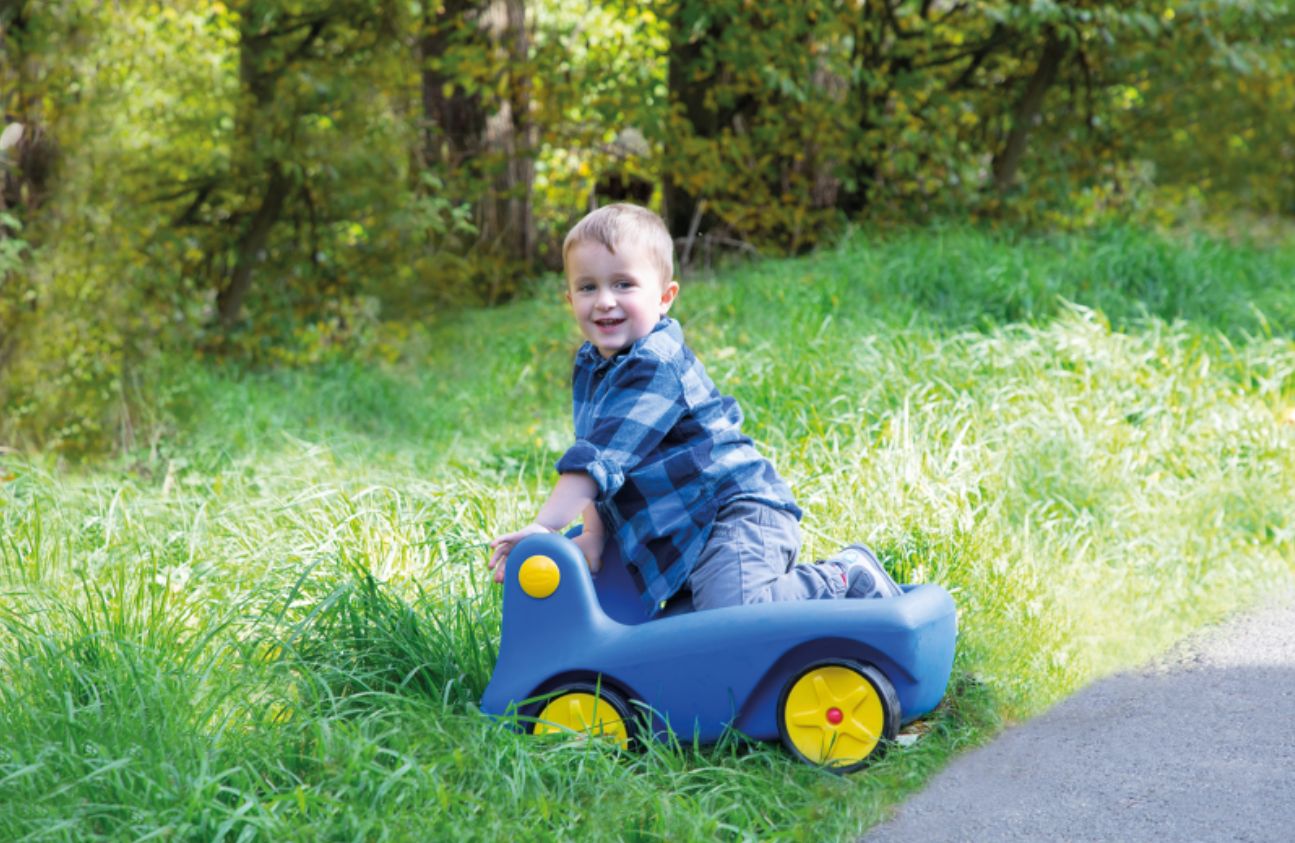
[487,523,552,583]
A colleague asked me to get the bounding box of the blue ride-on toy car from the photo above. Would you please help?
[480,533,957,771]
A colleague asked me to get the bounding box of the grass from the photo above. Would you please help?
[1,224,1293,840]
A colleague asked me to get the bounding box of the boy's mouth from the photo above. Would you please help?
[593,318,625,328]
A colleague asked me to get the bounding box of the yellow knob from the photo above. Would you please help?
[518,555,560,599]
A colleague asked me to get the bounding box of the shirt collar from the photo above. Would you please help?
[576,317,681,370]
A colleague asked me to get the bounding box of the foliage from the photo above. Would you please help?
[529,1,670,257]
[1131,0,1295,219]
[0,0,1292,454]
[659,0,1295,245]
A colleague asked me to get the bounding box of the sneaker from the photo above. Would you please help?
[838,544,902,599]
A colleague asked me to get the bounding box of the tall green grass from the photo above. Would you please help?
[1,225,1292,840]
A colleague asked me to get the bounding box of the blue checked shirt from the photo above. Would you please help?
[555,318,801,612]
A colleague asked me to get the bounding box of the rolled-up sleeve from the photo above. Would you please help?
[555,353,688,500]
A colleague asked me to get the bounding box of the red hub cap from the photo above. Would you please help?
[826,707,843,725]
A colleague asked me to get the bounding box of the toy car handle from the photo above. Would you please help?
[500,532,611,635]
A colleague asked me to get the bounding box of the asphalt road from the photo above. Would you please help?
[864,589,1295,843]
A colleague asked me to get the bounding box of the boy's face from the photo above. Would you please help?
[565,240,679,358]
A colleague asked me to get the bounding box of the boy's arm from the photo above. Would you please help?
[534,471,598,533]
[570,503,605,573]
[487,472,597,582]
[490,354,687,582]
[555,354,688,503]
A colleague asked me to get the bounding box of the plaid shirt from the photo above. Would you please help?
[556,318,800,612]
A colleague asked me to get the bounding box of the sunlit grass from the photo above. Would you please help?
[1,225,1292,839]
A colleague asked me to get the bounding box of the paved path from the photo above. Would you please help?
[864,591,1295,843]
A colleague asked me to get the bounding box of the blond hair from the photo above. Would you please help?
[563,203,674,286]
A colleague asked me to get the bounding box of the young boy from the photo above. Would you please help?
[488,203,898,613]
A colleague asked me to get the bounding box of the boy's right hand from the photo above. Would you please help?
[487,522,553,583]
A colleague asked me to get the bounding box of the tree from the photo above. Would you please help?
[419,0,534,288]
[663,0,852,250]
[1127,0,1295,218]
[0,1,59,401]
[0,3,58,216]
[213,0,402,330]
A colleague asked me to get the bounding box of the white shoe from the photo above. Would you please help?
[840,544,901,599]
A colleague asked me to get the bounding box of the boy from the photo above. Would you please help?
[488,203,898,613]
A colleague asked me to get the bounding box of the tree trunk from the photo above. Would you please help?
[479,0,533,267]
[663,3,722,237]
[0,6,57,213]
[419,0,533,272]
[838,4,894,216]
[0,4,48,375]
[217,6,302,330]
[992,30,1068,193]
[217,161,291,328]
[419,0,487,169]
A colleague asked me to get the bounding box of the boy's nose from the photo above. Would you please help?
[595,288,616,308]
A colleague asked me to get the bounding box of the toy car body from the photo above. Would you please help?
[480,533,957,769]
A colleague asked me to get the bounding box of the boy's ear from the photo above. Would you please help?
[659,280,680,313]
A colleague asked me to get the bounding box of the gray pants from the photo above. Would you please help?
[687,500,852,611]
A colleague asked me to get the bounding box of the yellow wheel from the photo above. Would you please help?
[777,659,899,772]
[531,682,633,750]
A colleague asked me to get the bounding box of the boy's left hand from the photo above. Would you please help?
[488,523,553,583]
